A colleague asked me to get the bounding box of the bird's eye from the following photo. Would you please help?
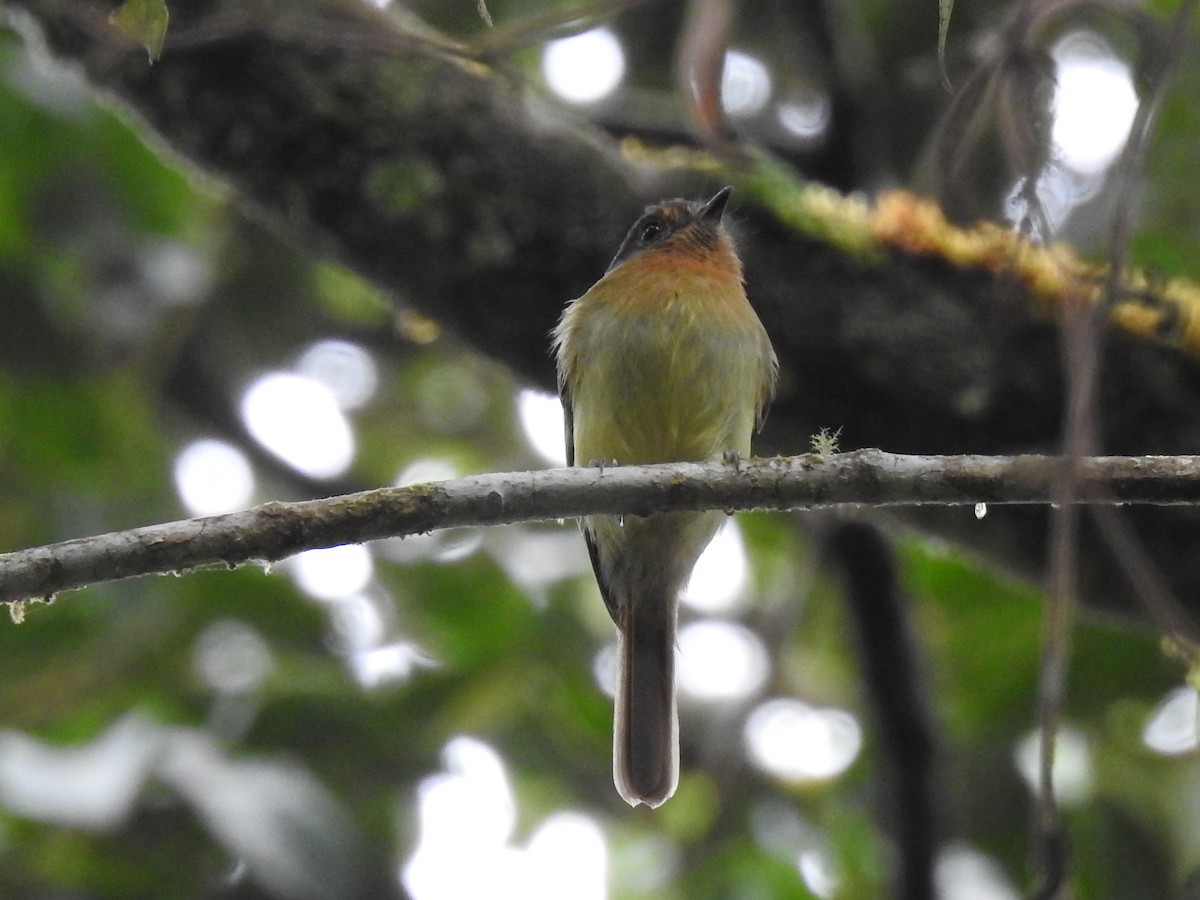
[639,221,662,242]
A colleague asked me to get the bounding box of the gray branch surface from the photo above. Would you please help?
[3,451,1199,607]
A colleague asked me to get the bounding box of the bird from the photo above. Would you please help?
[552,186,777,807]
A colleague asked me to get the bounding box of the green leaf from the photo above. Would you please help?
[109,0,170,62]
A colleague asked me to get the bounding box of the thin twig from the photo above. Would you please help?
[1033,5,1198,895]
[467,0,660,58]
[675,0,736,144]
[1090,506,1200,655]
[1034,309,1093,898]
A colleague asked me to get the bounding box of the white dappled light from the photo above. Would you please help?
[518,389,568,466]
[1051,31,1138,175]
[295,339,379,411]
[542,28,625,104]
[677,620,769,701]
[404,737,607,900]
[744,699,862,782]
[1013,725,1094,807]
[240,372,354,479]
[174,439,255,515]
[1142,686,1200,755]
[722,50,772,116]
[684,519,748,612]
[289,545,374,601]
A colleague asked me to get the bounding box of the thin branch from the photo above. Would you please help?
[675,0,736,144]
[1091,506,1200,652]
[466,0,660,58]
[4,451,1200,609]
[1033,6,1197,894]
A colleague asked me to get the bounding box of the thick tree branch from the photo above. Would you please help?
[4,451,1200,611]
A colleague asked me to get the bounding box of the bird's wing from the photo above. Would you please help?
[585,529,620,622]
[558,370,575,468]
[559,368,621,622]
[755,340,780,434]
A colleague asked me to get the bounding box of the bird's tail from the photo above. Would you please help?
[614,588,679,808]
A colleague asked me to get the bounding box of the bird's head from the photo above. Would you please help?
[606,186,738,274]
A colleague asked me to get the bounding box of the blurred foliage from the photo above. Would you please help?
[1,2,1200,899]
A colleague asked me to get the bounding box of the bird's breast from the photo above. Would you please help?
[563,257,764,466]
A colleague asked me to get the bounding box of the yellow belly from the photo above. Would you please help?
[569,303,759,467]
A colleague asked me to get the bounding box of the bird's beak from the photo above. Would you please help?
[699,186,732,222]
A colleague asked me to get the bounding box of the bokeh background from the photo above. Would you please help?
[2,1,1200,898]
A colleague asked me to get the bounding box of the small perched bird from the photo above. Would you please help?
[553,187,777,807]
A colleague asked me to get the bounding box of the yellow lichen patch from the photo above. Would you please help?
[395,309,442,344]
[1108,274,1200,353]
[1110,302,1169,341]
[865,189,1200,356]
[870,190,955,258]
[869,190,1078,296]
[1172,290,1200,350]
[618,137,727,176]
